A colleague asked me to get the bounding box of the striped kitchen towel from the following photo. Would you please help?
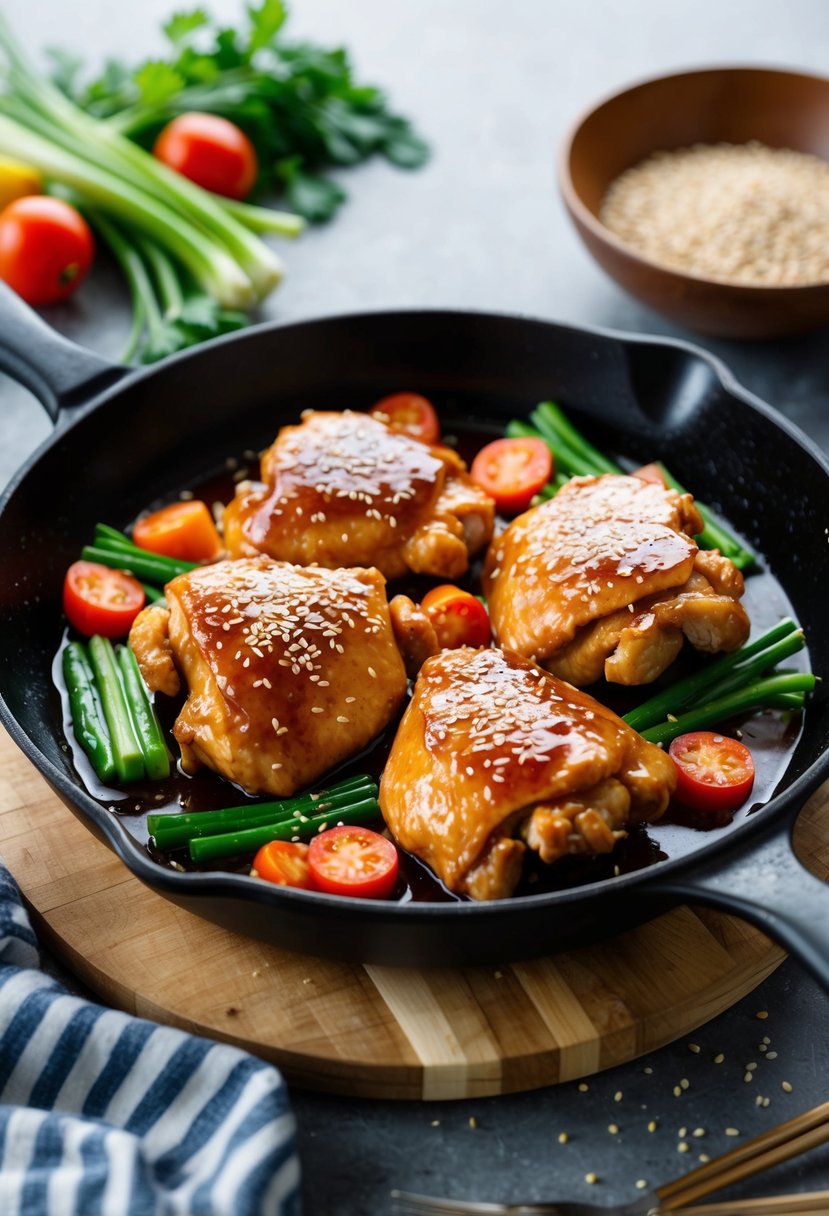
[0,862,300,1215]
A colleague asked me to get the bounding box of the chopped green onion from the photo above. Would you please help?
[189,796,382,862]
[87,636,144,782]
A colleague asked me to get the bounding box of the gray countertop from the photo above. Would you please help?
[2,1,828,1212]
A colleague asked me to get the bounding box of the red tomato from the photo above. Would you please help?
[669,732,756,813]
[421,584,491,649]
[153,113,258,200]
[133,500,223,562]
[470,437,553,514]
[634,462,669,487]
[369,392,440,445]
[63,561,145,639]
[252,840,311,889]
[0,196,94,306]
[307,826,399,899]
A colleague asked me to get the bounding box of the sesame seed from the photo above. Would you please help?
[756,1010,769,1020]
[431,1120,440,1127]
[680,1079,690,1090]
[336,716,349,723]
[468,1116,477,1129]
[643,1067,653,1075]
[614,1091,623,1102]
[678,1142,689,1153]
[608,1124,619,1135]
[585,1173,598,1185]
[577,1083,589,1093]
[673,1087,681,1098]
[558,1132,569,1144]
[698,1153,710,1164]
[647,1121,657,1133]
[692,1128,705,1138]
[678,1127,687,1138]
[782,1081,793,1093]
[766,1051,778,1060]
[311,707,324,714]
[743,1073,753,1083]
[713,1053,725,1064]
[688,1042,701,1053]
[636,1180,648,1190]
[725,1128,740,1137]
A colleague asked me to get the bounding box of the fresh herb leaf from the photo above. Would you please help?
[54,2,429,218]
[246,0,287,53]
[133,61,186,107]
[276,159,346,222]
[162,9,211,45]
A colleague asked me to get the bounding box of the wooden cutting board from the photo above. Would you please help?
[1,725,826,1101]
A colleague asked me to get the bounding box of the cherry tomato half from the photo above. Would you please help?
[307,825,399,899]
[0,196,94,306]
[153,113,258,200]
[63,561,145,639]
[470,437,553,515]
[669,731,756,813]
[420,584,491,649]
[133,500,223,563]
[369,392,440,445]
[633,462,669,487]
[251,840,312,889]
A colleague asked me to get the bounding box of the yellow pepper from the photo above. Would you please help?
[0,157,42,210]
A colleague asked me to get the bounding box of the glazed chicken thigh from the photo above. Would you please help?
[483,474,749,685]
[222,410,494,580]
[379,647,676,900]
[129,557,427,797]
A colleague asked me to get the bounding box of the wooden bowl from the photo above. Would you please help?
[559,67,829,339]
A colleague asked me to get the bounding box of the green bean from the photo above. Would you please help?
[87,636,145,783]
[189,796,381,862]
[62,642,116,782]
[116,646,170,780]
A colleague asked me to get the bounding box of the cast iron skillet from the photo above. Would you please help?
[1,285,828,982]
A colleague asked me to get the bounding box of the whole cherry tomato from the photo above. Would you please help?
[153,113,258,200]
[0,196,94,306]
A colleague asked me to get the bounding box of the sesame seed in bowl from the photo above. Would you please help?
[559,66,829,338]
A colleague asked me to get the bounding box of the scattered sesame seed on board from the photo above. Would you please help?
[688,1042,701,1053]
[725,1128,740,1137]
[692,1128,706,1138]
[647,1121,657,1133]
[585,1173,598,1185]
[673,1086,682,1098]
[766,1051,778,1060]
[636,1180,648,1190]
[607,1124,619,1135]
[756,1010,769,1020]
[468,1116,478,1129]
[698,1153,710,1164]
[678,1142,689,1153]
[614,1091,623,1102]
[782,1081,793,1093]
[431,1120,440,1127]
[713,1053,725,1064]
[558,1132,569,1144]
[578,1083,589,1093]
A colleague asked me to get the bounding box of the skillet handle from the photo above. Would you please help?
[647,809,829,993]
[0,282,127,422]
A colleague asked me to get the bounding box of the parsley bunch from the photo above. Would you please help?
[51,0,429,221]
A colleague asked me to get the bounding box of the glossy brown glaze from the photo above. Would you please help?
[141,558,407,797]
[222,410,494,579]
[484,474,701,659]
[559,67,829,338]
[379,647,675,898]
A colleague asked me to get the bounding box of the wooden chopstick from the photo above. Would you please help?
[656,1098,829,1210]
[675,1191,829,1215]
